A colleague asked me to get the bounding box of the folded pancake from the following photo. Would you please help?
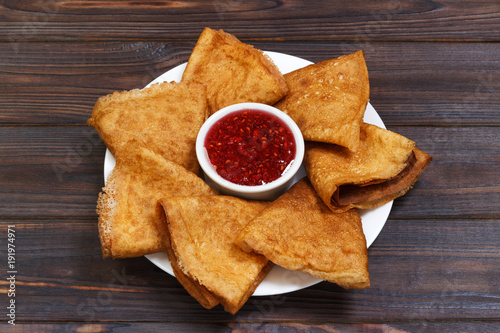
[305,123,432,213]
[156,195,272,314]
[181,27,288,115]
[155,202,220,310]
[274,50,369,152]
[236,179,369,289]
[97,141,217,259]
[87,81,208,174]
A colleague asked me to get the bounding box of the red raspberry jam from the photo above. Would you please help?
[204,109,296,186]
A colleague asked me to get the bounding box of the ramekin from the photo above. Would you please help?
[196,102,304,201]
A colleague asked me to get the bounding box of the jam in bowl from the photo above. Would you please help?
[196,103,305,200]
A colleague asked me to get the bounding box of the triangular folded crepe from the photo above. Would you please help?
[155,202,220,310]
[305,123,432,213]
[236,179,370,289]
[88,81,208,174]
[181,27,288,114]
[274,50,369,152]
[96,142,217,259]
[155,195,272,314]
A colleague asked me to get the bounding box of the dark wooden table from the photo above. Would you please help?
[2,1,500,332]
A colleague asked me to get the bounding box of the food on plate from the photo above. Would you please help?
[88,81,208,174]
[181,27,288,115]
[305,123,432,213]
[236,178,370,289]
[155,195,272,314]
[274,50,369,152]
[88,26,433,313]
[155,203,220,310]
[96,142,216,259]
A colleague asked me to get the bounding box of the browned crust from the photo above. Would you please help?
[330,148,432,211]
[181,27,288,114]
[216,29,286,93]
[87,81,208,174]
[236,179,370,290]
[155,201,220,309]
[156,195,271,314]
[274,50,369,151]
[261,51,289,98]
[96,172,120,258]
[94,142,217,259]
[333,150,418,206]
[220,261,274,315]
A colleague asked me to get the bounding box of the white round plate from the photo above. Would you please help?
[103,51,392,296]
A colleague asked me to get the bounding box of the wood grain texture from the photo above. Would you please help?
[0,127,105,218]
[1,0,499,328]
[1,41,499,125]
[1,0,500,42]
[6,322,500,332]
[1,217,498,322]
[0,126,498,219]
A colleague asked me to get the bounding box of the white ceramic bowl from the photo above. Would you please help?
[196,102,305,201]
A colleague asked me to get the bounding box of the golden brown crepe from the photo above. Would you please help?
[181,27,288,115]
[156,195,272,314]
[305,123,432,213]
[155,202,220,310]
[274,50,369,152]
[87,81,208,174]
[96,142,217,259]
[236,179,370,289]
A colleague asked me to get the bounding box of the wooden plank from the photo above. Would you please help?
[232,322,500,332]
[1,41,498,125]
[8,322,500,332]
[9,323,229,332]
[388,126,500,219]
[2,217,499,322]
[0,125,498,219]
[2,0,500,42]
[0,41,194,124]
[0,126,106,219]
